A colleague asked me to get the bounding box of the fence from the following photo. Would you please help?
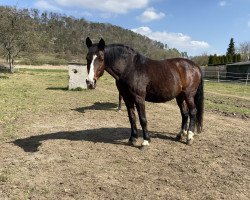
[203,70,250,85]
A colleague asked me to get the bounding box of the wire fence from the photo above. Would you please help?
[203,70,250,85]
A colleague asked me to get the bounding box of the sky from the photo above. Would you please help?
[1,0,250,56]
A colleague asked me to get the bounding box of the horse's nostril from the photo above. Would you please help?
[86,79,90,84]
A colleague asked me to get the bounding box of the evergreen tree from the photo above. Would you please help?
[227,54,233,63]
[213,54,218,65]
[236,54,241,62]
[233,54,237,63]
[218,56,222,65]
[222,55,227,64]
[208,55,213,65]
[226,38,236,56]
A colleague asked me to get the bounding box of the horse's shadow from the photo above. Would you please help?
[46,87,68,91]
[12,128,177,153]
[73,102,118,113]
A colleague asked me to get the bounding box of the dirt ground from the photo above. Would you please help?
[0,71,249,199]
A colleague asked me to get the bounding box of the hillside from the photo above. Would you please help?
[0,6,181,66]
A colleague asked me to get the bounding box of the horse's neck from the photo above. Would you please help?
[104,47,131,80]
[105,66,120,80]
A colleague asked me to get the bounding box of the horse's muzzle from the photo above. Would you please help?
[86,79,96,89]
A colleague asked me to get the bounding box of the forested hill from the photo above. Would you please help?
[0,6,181,65]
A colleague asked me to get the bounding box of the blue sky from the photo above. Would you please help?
[1,0,250,56]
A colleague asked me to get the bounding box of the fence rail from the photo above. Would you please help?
[203,70,250,85]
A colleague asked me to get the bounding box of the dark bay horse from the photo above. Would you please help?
[85,37,204,147]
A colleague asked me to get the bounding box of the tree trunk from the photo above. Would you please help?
[7,53,15,73]
[10,58,15,73]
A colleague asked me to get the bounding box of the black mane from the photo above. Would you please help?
[104,44,146,67]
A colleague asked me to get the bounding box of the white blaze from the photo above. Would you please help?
[87,55,97,83]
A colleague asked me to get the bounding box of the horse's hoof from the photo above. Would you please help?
[187,139,194,146]
[117,109,122,112]
[176,130,187,141]
[176,134,182,141]
[140,140,150,150]
[128,138,138,146]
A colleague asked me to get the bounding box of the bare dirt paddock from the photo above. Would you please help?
[0,69,249,199]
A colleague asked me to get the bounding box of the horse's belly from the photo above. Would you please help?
[145,93,175,103]
[145,84,180,103]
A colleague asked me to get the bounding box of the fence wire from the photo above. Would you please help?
[203,70,250,85]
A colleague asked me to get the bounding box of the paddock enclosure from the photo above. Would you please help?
[0,68,249,199]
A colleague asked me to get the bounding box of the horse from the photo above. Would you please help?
[85,37,204,147]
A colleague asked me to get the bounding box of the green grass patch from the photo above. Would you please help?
[0,75,10,79]
[204,81,249,117]
[0,174,8,182]
[205,81,250,97]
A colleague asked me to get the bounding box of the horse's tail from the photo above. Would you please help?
[194,76,204,133]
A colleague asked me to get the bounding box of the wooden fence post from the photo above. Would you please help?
[217,71,220,82]
[246,73,249,86]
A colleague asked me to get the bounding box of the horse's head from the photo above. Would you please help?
[85,37,105,89]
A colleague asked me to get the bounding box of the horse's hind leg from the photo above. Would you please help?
[176,95,189,141]
[185,96,197,145]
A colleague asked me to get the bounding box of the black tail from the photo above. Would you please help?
[194,76,204,133]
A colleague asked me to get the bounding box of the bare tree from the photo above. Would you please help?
[238,42,250,61]
[191,53,209,66]
[0,7,30,72]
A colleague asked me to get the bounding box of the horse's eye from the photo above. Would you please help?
[97,55,103,61]
[86,54,92,60]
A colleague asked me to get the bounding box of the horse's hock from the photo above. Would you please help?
[68,62,87,90]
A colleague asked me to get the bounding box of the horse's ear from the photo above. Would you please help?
[86,37,92,48]
[98,38,105,50]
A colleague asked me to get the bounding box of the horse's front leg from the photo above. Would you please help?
[124,99,138,146]
[135,97,150,148]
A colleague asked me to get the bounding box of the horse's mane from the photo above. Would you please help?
[105,44,146,66]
